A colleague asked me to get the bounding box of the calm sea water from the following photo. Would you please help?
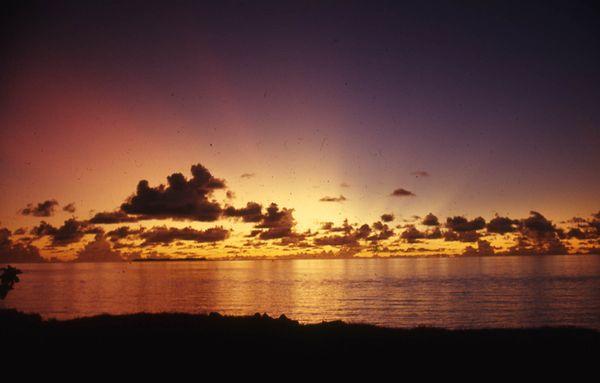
[3,255,600,329]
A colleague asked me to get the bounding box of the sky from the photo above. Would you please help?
[1,0,599,261]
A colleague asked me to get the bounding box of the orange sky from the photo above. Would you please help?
[1,1,599,262]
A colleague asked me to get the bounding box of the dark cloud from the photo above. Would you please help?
[13,227,27,235]
[63,203,76,213]
[585,211,600,235]
[74,234,124,262]
[89,211,139,224]
[410,171,430,178]
[223,202,263,222]
[20,199,59,217]
[140,226,230,245]
[314,235,359,247]
[505,235,567,256]
[565,228,588,240]
[240,173,255,179]
[463,240,495,256]
[486,216,518,235]
[121,163,225,221]
[502,211,567,255]
[368,221,394,242]
[444,230,481,243]
[254,203,296,240]
[380,214,394,223]
[320,220,353,234]
[519,211,557,239]
[400,226,442,243]
[106,226,145,242]
[421,213,439,226]
[0,227,45,263]
[446,216,486,232]
[314,224,371,247]
[31,218,102,246]
[390,188,415,197]
[319,195,347,202]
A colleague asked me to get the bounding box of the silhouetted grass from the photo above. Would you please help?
[1,309,598,364]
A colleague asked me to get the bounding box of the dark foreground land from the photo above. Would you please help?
[1,309,598,368]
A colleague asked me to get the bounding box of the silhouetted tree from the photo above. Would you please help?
[0,266,22,299]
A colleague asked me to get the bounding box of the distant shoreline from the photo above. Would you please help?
[132,257,208,262]
[2,253,599,265]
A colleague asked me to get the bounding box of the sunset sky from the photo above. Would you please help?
[1,1,599,261]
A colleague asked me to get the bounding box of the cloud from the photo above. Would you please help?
[254,203,297,240]
[410,171,430,177]
[0,227,45,263]
[13,228,27,235]
[443,230,481,242]
[505,235,567,256]
[74,234,124,262]
[486,215,518,235]
[421,213,439,226]
[400,226,442,243]
[314,223,371,247]
[518,211,557,239]
[62,203,76,213]
[314,235,359,247]
[20,199,59,217]
[140,226,230,245]
[106,226,145,242]
[320,220,353,233]
[380,214,394,222]
[501,211,567,255]
[368,221,394,242]
[340,182,350,188]
[446,216,486,232]
[240,173,255,179]
[440,216,486,243]
[463,240,495,256]
[223,202,263,222]
[319,195,347,202]
[121,163,225,221]
[31,218,102,246]
[89,211,139,224]
[390,188,415,197]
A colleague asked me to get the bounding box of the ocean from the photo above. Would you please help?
[3,255,600,329]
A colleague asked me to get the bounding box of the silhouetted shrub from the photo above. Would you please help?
[0,265,22,299]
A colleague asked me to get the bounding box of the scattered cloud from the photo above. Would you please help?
[0,227,45,263]
[390,188,415,197]
[486,216,517,234]
[380,214,394,222]
[140,226,230,245]
[400,225,441,243]
[410,171,430,178]
[106,226,145,242]
[446,216,486,232]
[223,202,263,222]
[254,203,297,240]
[20,199,59,217]
[421,213,439,226]
[31,218,102,246]
[121,164,225,221]
[89,211,139,224]
[62,203,76,213]
[74,234,124,262]
[319,195,347,202]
